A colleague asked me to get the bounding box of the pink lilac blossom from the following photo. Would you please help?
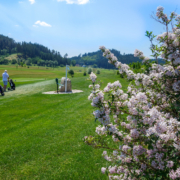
[130,129,139,139]
[101,167,106,174]
[175,15,180,22]
[122,145,131,153]
[172,80,180,91]
[86,6,180,180]
[167,161,174,168]
[133,145,146,156]
[109,166,117,174]
[89,72,97,83]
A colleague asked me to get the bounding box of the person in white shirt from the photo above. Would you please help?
[2,70,9,91]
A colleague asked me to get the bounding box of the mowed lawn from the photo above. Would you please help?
[0,65,129,180]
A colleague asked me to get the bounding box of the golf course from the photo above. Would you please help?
[0,65,129,180]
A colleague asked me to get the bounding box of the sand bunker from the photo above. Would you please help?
[42,90,83,94]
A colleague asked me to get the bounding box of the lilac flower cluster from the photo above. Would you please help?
[85,6,180,180]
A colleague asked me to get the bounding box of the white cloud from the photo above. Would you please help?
[15,25,19,27]
[29,0,35,4]
[57,0,89,5]
[34,21,52,27]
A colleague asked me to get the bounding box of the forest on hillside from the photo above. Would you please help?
[69,49,165,69]
[0,34,69,67]
[0,34,165,68]
[70,49,142,69]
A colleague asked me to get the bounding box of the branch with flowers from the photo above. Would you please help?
[84,6,180,180]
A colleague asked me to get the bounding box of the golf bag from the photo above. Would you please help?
[9,79,15,90]
[0,85,4,96]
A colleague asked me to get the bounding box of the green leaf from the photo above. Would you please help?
[108,101,111,107]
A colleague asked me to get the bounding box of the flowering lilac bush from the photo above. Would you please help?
[84,6,180,180]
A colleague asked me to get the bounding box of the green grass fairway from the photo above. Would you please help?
[0,65,129,179]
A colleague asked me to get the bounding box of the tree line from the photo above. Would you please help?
[70,49,143,69]
[0,34,70,66]
[0,34,164,68]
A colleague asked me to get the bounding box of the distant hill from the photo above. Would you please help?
[69,49,143,69]
[70,49,166,69]
[0,34,165,68]
[0,34,69,66]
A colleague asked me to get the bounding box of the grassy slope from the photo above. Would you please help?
[0,65,129,179]
[3,53,22,61]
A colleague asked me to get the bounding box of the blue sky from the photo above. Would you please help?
[0,0,180,58]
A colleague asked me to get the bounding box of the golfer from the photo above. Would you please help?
[2,70,9,92]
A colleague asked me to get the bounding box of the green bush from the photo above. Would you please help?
[0,58,9,65]
[83,72,86,76]
[96,70,100,74]
[68,69,74,77]
[12,59,17,64]
[120,74,124,78]
[87,68,92,74]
